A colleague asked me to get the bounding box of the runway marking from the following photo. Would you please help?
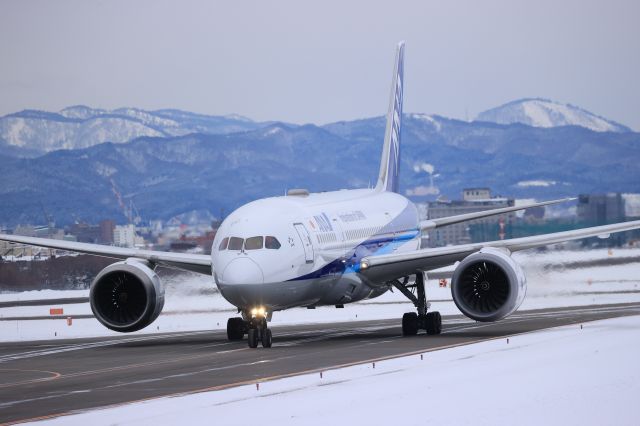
[5,305,640,426]
[1,327,400,389]
[0,325,404,388]
[0,347,250,389]
[0,354,299,410]
[2,304,635,364]
[0,369,61,388]
[0,330,215,363]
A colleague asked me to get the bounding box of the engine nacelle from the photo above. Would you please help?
[90,259,165,332]
[451,247,526,322]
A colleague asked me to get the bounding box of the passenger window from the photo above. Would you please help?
[245,236,264,250]
[228,237,244,251]
[265,236,281,249]
[218,237,229,251]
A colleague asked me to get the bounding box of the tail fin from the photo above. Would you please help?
[375,41,405,193]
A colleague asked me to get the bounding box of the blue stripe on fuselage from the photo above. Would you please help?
[288,229,419,281]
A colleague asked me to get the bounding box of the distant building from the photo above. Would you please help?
[577,193,626,246]
[577,193,625,225]
[100,220,115,244]
[622,194,640,218]
[425,189,515,247]
[70,223,102,243]
[462,188,492,201]
[114,224,137,248]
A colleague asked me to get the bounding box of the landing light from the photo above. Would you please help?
[251,307,266,317]
[360,261,369,270]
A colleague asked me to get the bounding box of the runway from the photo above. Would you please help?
[1,302,640,424]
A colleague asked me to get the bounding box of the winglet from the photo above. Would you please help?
[375,41,405,193]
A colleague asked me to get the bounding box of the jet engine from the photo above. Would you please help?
[451,247,526,322]
[89,259,165,332]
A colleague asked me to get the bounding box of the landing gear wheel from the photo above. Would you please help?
[425,311,442,335]
[393,273,437,337]
[261,328,272,348]
[402,312,419,336]
[227,317,245,341]
[248,328,259,348]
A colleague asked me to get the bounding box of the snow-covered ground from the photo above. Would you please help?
[1,248,639,342]
[33,314,640,426]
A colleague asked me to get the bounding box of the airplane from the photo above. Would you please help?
[2,41,640,349]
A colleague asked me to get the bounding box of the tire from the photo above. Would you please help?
[227,317,244,341]
[426,311,442,335]
[248,328,259,348]
[402,312,419,336]
[261,328,272,348]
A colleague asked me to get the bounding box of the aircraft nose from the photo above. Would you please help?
[222,257,264,285]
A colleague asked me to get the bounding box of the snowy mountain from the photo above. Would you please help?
[0,107,269,156]
[1,100,631,157]
[0,100,638,225]
[476,98,631,133]
[1,114,639,227]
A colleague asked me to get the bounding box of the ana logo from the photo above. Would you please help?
[313,213,333,232]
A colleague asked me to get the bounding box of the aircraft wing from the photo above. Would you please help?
[419,197,574,231]
[0,234,212,275]
[360,219,640,283]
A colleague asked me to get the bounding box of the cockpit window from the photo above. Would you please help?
[218,237,229,251]
[245,236,263,250]
[228,237,244,251]
[265,236,281,249]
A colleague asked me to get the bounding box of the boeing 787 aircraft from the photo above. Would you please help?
[2,42,639,348]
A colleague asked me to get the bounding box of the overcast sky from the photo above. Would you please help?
[1,0,638,129]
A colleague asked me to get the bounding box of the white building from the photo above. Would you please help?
[113,224,137,248]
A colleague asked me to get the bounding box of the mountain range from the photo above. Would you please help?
[0,106,274,157]
[0,100,638,227]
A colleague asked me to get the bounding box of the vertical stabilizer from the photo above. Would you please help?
[375,41,405,193]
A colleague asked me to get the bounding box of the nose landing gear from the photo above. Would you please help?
[247,317,272,348]
[226,309,273,348]
[392,272,442,336]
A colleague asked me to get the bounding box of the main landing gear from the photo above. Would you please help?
[226,308,273,349]
[391,272,442,336]
[226,317,246,341]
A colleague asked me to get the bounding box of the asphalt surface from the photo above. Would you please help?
[1,302,639,424]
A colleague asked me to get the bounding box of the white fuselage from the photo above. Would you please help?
[211,188,420,311]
